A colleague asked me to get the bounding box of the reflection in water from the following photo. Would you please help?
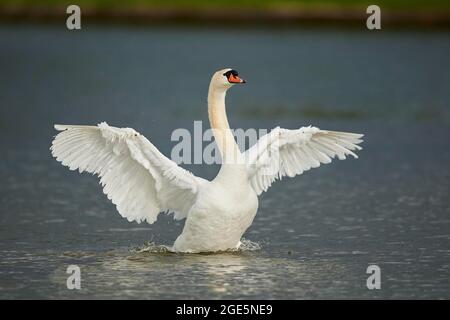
[47,248,355,299]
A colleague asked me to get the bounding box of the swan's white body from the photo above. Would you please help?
[51,69,363,253]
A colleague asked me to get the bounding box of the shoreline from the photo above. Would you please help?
[1,6,450,28]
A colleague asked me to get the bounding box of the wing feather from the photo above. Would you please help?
[51,122,205,224]
[245,127,363,195]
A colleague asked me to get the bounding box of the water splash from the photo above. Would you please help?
[129,238,261,255]
[238,238,262,252]
[130,241,172,254]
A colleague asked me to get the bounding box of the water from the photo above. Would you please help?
[1,24,450,299]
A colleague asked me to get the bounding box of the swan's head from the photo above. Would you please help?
[211,68,246,90]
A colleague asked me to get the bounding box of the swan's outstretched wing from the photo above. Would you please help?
[244,126,363,195]
[51,122,205,224]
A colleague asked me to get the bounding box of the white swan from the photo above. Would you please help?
[51,68,363,253]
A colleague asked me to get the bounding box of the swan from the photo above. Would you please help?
[51,68,363,253]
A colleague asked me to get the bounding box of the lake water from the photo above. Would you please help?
[0,24,450,299]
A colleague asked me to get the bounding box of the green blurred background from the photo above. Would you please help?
[1,0,449,26]
[0,0,449,10]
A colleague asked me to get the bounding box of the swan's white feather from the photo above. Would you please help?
[245,126,364,195]
[51,122,204,224]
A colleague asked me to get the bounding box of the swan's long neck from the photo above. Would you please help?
[208,84,243,166]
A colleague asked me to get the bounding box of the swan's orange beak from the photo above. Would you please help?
[228,74,246,84]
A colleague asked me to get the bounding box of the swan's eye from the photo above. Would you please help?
[223,69,245,84]
[223,69,238,78]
